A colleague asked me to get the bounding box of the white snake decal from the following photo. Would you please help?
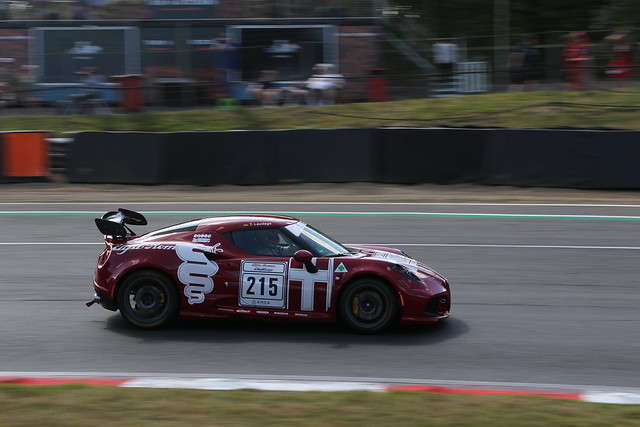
[175,244,219,305]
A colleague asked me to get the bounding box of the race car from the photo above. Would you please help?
[88,209,451,333]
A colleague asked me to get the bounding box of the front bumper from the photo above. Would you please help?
[398,276,451,324]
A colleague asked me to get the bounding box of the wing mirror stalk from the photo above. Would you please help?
[293,250,318,273]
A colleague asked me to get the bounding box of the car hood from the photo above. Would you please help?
[345,244,443,279]
[348,244,417,265]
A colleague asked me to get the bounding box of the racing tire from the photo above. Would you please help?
[117,271,179,329]
[339,278,398,334]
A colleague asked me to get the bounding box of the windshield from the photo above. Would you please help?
[285,222,349,257]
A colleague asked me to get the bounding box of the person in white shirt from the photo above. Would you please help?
[305,63,345,105]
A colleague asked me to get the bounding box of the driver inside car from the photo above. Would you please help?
[255,229,283,256]
[230,228,301,256]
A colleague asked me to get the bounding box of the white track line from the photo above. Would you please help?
[3,210,640,220]
[2,201,640,208]
[1,242,640,250]
[0,242,101,245]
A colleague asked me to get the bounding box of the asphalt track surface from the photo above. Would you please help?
[1,187,640,389]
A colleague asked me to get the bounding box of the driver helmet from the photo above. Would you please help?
[256,229,280,252]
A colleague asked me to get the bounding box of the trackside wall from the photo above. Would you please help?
[66,128,640,189]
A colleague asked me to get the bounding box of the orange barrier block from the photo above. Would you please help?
[2,132,50,177]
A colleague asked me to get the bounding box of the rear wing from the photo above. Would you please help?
[95,208,147,238]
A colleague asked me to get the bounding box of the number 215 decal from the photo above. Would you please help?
[244,275,283,299]
[240,261,287,308]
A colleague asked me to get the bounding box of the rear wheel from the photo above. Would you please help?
[339,278,398,333]
[117,271,179,329]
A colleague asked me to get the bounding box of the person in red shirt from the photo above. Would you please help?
[604,31,634,86]
[563,32,591,91]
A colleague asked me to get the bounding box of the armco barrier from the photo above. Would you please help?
[166,131,273,185]
[376,128,488,183]
[274,128,375,183]
[64,128,640,189]
[68,132,170,184]
[485,129,640,189]
[0,131,50,183]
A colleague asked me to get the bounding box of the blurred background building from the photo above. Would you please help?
[0,1,638,107]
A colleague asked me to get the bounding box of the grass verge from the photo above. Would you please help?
[3,90,640,137]
[1,385,639,426]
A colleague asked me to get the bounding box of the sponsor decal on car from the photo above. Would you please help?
[112,243,176,255]
[176,244,219,305]
[335,263,348,273]
[371,251,419,267]
[192,233,211,243]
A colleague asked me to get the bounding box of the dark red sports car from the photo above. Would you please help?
[88,209,451,333]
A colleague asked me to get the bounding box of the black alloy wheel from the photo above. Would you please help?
[339,278,398,333]
[117,271,179,329]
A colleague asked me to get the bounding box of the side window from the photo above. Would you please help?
[228,228,301,257]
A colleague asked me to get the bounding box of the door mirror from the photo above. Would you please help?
[293,249,318,273]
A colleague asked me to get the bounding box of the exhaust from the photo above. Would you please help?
[86,294,101,307]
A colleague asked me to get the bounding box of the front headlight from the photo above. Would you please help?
[387,262,421,283]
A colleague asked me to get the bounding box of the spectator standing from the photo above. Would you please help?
[210,36,239,100]
[72,0,91,20]
[563,32,592,91]
[604,31,634,86]
[431,42,458,96]
[17,65,39,108]
[305,63,345,105]
[433,42,458,78]
[509,34,541,91]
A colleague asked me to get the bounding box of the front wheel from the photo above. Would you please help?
[339,278,398,333]
[117,271,179,329]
